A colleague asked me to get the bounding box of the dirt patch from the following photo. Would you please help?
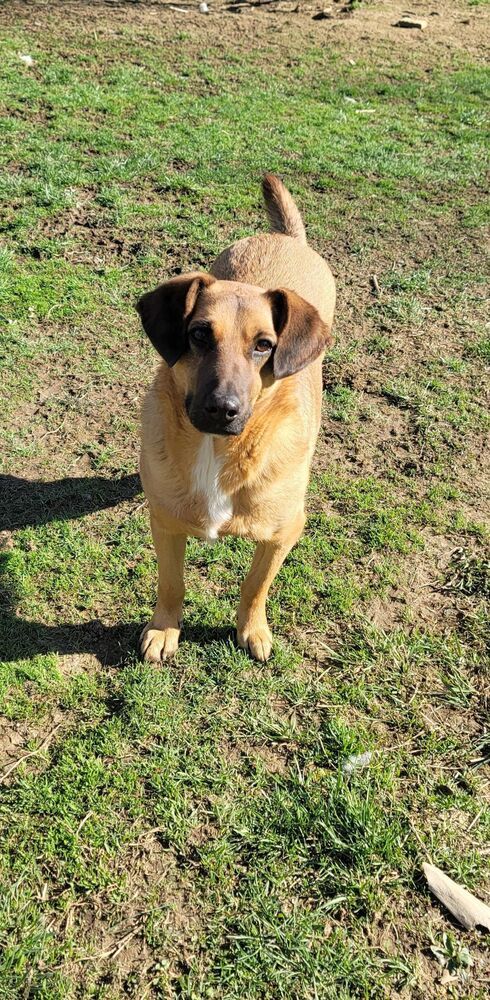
[59,836,204,992]
[3,359,147,482]
[36,206,146,267]
[2,1,489,66]
[367,535,461,632]
[368,893,490,999]
[0,709,67,777]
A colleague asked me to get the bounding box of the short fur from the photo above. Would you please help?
[261,172,307,244]
[138,175,336,662]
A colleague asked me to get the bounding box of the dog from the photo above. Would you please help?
[136,174,335,662]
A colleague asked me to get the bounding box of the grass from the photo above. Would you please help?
[0,1,489,997]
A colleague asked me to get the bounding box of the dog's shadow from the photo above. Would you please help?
[0,473,138,666]
[2,472,142,532]
[0,474,234,666]
[1,473,235,667]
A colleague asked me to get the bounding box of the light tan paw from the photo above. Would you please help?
[237,624,273,662]
[139,625,180,663]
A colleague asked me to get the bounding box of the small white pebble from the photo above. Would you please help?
[341,751,372,776]
[18,53,34,66]
[199,2,209,11]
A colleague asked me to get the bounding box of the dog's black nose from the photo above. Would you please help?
[204,393,240,423]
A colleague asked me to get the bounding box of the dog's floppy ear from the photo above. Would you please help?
[136,273,215,366]
[265,288,333,380]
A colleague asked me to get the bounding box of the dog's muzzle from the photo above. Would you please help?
[186,390,250,436]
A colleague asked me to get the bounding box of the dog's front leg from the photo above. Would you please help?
[139,511,187,663]
[237,511,305,662]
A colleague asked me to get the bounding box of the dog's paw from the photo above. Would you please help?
[237,624,273,662]
[139,625,180,663]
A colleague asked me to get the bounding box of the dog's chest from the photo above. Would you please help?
[191,437,233,539]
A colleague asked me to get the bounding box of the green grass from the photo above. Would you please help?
[0,2,489,997]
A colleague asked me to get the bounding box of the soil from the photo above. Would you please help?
[2,0,489,64]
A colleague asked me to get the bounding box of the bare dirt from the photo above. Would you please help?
[3,0,489,63]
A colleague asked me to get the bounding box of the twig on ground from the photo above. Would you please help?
[1,725,62,784]
[75,921,144,963]
[410,822,432,861]
[76,811,94,836]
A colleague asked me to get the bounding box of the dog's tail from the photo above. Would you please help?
[261,173,307,244]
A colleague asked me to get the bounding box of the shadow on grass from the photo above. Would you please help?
[1,473,237,665]
[1,473,143,665]
[1,472,141,531]
[1,617,141,667]
[1,616,236,668]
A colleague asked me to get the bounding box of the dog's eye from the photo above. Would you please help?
[254,339,273,355]
[189,326,210,345]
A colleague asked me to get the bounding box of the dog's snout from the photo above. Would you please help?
[189,384,248,435]
[204,392,241,423]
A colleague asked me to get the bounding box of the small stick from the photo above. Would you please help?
[383,729,425,752]
[1,724,61,784]
[129,499,147,516]
[370,274,381,297]
[76,811,94,836]
[410,821,431,860]
[76,922,143,963]
[467,809,483,834]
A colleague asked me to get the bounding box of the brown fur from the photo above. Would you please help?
[261,172,307,244]
[137,175,336,662]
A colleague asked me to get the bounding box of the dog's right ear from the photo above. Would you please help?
[136,273,215,366]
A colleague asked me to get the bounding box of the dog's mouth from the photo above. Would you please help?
[198,423,243,436]
[188,412,248,437]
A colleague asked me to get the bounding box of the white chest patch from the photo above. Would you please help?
[191,436,233,540]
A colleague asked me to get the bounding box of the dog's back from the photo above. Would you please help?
[211,175,336,328]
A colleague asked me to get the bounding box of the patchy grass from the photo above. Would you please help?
[0,1,489,997]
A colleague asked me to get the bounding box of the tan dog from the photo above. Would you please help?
[137,174,335,662]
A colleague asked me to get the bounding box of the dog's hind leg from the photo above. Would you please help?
[139,512,187,663]
[237,511,305,662]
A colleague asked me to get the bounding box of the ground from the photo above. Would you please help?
[0,0,489,997]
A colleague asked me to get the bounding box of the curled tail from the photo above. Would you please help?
[261,172,307,244]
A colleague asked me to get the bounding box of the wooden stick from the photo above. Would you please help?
[423,862,490,931]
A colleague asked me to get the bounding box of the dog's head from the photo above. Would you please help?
[137,273,333,436]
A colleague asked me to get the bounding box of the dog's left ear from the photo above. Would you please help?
[137,272,215,366]
[265,288,333,380]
